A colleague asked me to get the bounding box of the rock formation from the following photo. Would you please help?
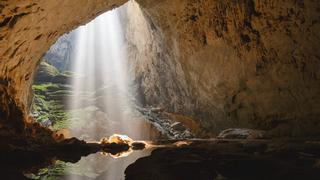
[0,0,127,133]
[44,34,74,72]
[1,0,320,138]
[126,0,320,137]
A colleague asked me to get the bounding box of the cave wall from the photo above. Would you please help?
[1,0,320,137]
[120,2,190,112]
[0,0,127,131]
[132,0,320,136]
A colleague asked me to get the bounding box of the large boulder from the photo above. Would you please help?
[34,61,71,84]
[217,128,266,139]
[34,61,59,83]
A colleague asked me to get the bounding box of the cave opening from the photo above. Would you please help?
[28,2,161,179]
[31,1,160,142]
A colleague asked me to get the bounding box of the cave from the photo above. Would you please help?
[1,0,320,179]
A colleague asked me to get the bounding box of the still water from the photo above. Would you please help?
[24,149,152,180]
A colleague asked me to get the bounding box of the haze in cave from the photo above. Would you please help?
[1,0,320,180]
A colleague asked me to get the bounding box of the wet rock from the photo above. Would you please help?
[59,137,86,146]
[125,140,320,180]
[102,142,130,155]
[131,141,146,150]
[170,122,186,132]
[217,128,266,139]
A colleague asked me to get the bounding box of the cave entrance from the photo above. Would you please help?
[31,1,159,142]
[29,2,161,179]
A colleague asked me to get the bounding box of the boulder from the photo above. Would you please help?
[217,128,266,139]
[170,122,187,132]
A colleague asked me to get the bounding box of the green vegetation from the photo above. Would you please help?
[31,59,97,135]
[31,60,75,131]
[25,161,68,180]
[32,83,72,131]
[33,83,60,92]
[32,81,98,131]
[25,159,99,179]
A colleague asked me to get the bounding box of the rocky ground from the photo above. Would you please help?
[137,107,198,139]
[125,139,320,180]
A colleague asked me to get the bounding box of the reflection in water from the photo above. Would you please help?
[22,139,320,179]
[23,138,190,179]
[24,149,152,180]
[101,149,133,159]
[95,150,151,180]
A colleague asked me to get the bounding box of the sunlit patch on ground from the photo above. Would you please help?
[101,134,134,145]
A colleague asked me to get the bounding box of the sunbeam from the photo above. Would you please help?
[68,2,145,142]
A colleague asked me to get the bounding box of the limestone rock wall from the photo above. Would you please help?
[120,2,191,113]
[133,0,320,136]
[44,34,75,72]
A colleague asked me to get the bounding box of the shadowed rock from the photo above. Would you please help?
[125,139,320,180]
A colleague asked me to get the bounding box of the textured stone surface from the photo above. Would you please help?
[1,0,320,137]
[125,139,320,180]
[44,34,75,72]
[0,0,127,130]
[131,0,320,136]
[217,128,266,139]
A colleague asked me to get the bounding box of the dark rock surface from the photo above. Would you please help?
[0,134,137,179]
[2,136,320,180]
[125,139,320,180]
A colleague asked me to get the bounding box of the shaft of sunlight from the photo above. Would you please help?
[63,2,155,180]
[68,3,138,141]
